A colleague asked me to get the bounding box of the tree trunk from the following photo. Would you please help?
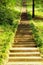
[32,0,35,18]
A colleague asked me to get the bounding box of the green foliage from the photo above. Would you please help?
[0,7,13,25]
[0,24,14,65]
[0,1,21,25]
[0,0,16,6]
[27,0,43,17]
[0,6,21,25]
[27,0,43,58]
[0,0,22,65]
[27,0,43,56]
[30,21,43,57]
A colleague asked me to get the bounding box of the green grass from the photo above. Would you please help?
[27,0,43,17]
[27,0,43,57]
[0,0,22,65]
[0,24,14,64]
[0,19,20,65]
[30,20,43,57]
[0,15,21,65]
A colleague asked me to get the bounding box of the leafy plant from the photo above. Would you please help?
[0,0,22,65]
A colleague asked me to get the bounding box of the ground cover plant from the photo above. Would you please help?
[27,0,43,57]
[0,0,22,65]
[30,20,43,57]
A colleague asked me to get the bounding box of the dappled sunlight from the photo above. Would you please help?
[35,11,43,17]
[27,0,43,57]
[33,16,43,21]
[14,7,21,12]
[0,0,43,65]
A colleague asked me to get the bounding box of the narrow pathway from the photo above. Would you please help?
[7,7,43,65]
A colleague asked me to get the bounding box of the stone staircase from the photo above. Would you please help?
[7,24,43,65]
[6,6,43,65]
[7,15,43,65]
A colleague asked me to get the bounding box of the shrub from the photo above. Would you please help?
[0,6,14,25]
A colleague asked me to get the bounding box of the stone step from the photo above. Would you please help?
[12,44,36,47]
[17,29,32,32]
[16,33,33,37]
[15,38,34,41]
[10,47,39,50]
[14,42,36,44]
[7,62,43,65]
[10,50,39,53]
[9,57,42,62]
[18,26,31,28]
[17,28,32,30]
[16,32,33,35]
[9,56,41,59]
[15,39,35,42]
[16,33,33,35]
[15,38,35,41]
[17,29,32,31]
[16,30,33,35]
[15,35,33,38]
[18,25,31,28]
[9,52,40,55]
[18,28,32,30]
[9,53,40,57]
[10,47,39,52]
[19,22,30,25]
[11,47,39,50]
[14,39,35,42]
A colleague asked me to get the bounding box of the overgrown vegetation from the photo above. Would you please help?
[30,20,43,57]
[27,0,43,57]
[27,0,43,17]
[0,0,22,65]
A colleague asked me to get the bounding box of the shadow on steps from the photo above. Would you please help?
[21,13,28,21]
